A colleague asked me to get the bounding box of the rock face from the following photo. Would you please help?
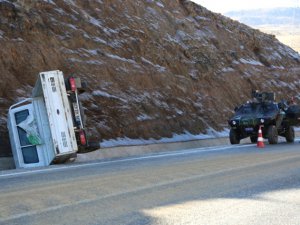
[0,0,299,156]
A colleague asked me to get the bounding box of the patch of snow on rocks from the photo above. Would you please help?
[137,114,153,121]
[92,90,127,103]
[240,58,263,66]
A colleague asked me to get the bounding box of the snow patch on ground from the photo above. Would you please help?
[152,98,169,110]
[271,65,285,69]
[106,53,137,64]
[156,1,164,8]
[137,114,153,121]
[80,48,98,56]
[146,6,158,16]
[92,90,117,98]
[278,44,300,60]
[85,60,103,65]
[141,57,166,72]
[221,67,234,73]
[175,108,184,115]
[92,90,127,102]
[65,23,77,30]
[189,69,199,79]
[79,92,93,101]
[176,30,191,41]
[54,8,66,15]
[269,51,282,60]
[90,36,107,44]
[89,17,102,28]
[100,128,230,148]
[63,0,76,7]
[195,16,210,21]
[42,0,56,5]
[11,38,24,42]
[240,58,263,66]
[130,92,151,103]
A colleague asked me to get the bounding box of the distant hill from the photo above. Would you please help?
[225,7,300,26]
[225,8,300,52]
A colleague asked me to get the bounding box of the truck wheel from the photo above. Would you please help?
[285,126,295,143]
[230,129,240,144]
[267,125,278,144]
[250,136,257,143]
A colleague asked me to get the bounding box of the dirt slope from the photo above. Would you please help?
[0,0,299,155]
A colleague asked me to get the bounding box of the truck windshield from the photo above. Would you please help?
[15,110,39,164]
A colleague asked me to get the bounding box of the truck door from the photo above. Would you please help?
[10,104,45,168]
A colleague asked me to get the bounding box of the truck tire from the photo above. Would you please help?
[78,141,100,153]
[230,129,240,144]
[267,125,278,144]
[78,80,87,94]
[285,126,295,143]
[250,136,257,143]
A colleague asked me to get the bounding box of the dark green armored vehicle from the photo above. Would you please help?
[228,91,296,145]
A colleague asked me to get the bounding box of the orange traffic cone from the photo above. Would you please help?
[257,125,265,148]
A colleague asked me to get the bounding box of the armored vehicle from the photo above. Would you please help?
[228,91,296,145]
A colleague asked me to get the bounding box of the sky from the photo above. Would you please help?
[191,0,300,13]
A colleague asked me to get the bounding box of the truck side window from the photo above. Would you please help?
[15,110,39,164]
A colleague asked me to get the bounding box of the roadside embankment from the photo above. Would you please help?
[76,130,300,163]
[76,137,231,163]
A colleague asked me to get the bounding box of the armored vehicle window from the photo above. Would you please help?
[258,103,278,114]
[235,104,257,115]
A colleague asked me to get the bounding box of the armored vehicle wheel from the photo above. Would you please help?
[250,136,257,143]
[285,126,295,143]
[268,125,278,144]
[230,129,240,144]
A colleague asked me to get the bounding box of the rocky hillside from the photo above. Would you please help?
[0,0,300,156]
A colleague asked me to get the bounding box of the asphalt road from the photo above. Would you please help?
[1,141,300,225]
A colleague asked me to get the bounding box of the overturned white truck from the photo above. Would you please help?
[7,70,97,168]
